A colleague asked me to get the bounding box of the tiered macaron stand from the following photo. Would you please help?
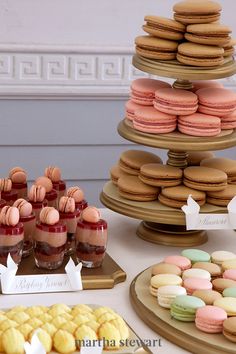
[100,56,236,247]
[101,55,236,353]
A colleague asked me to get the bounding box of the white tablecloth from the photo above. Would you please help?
[1,208,235,354]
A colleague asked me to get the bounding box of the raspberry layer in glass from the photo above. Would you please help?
[53,180,66,203]
[34,222,67,269]
[31,200,48,220]
[75,219,107,268]
[2,191,18,206]
[0,223,24,265]
[20,214,36,257]
[45,189,58,208]
[12,182,28,199]
[75,200,88,213]
[59,210,80,255]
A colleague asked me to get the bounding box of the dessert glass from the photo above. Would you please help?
[34,221,67,269]
[30,200,48,221]
[0,222,24,265]
[2,191,18,206]
[75,200,88,213]
[20,213,36,257]
[45,189,58,208]
[53,180,66,206]
[12,182,28,199]
[75,219,107,268]
[59,210,80,255]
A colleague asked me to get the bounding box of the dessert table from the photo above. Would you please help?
[1,208,235,354]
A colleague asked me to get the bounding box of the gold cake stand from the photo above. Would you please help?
[100,55,236,246]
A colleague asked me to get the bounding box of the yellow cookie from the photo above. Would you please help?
[0,315,7,323]
[11,306,27,313]
[0,330,4,352]
[71,304,93,316]
[84,320,100,332]
[2,328,25,354]
[49,304,71,316]
[52,316,67,329]
[27,318,43,329]
[60,321,77,334]
[93,307,116,319]
[98,322,121,349]
[26,306,43,317]
[17,323,33,340]
[38,313,53,323]
[97,312,117,324]
[0,319,18,331]
[60,312,73,321]
[41,323,57,337]
[53,330,76,353]
[109,318,129,341]
[12,312,30,325]
[75,325,97,347]
[73,314,91,326]
[29,329,52,353]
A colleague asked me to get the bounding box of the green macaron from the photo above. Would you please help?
[171,295,205,321]
[181,249,211,264]
[223,287,236,298]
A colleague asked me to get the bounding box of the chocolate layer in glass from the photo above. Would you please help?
[75,219,107,268]
[0,223,24,265]
[59,210,80,255]
[20,214,36,257]
[2,191,18,206]
[34,222,67,269]
[12,182,28,199]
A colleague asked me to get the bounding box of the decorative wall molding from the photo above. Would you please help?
[0,45,235,99]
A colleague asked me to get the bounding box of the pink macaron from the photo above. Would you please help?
[125,100,142,121]
[154,88,198,115]
[164,255,191,271]
[130,78,171,106]
[133,106,177,134]
[195,305,227,333]
[184,277,213,295]
[197,88,236,117]
[223,269,236,281]
[220,110,236,130]
[178,113,221,137]
[192,80,224,93]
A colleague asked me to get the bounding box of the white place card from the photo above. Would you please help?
[0,255,83,294]
[182,195,236,230]
[24,332,46,354]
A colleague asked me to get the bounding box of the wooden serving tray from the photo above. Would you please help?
[130,267,236,354]
[17,253,126,290]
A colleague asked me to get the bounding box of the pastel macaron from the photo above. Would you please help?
[222,259,236,271]
[195,305,227,333]
[125,100,142,121]
[192,262,221,279]
[39,207,59,225]
[133,107,177,134]
[197,88,236,117]
[135,36,178,60]
[139,163,183,187]
[164,255,191,271]
[150,274,182,297]
[130,78,171,106]
[183,278,212,295]
[158,185,206,209]
[193,290,222,305]
[177,42,224,67]
[178,113,221,137]
[214,297,236,316]
[117,175,160,202]
[151,263,182,277]
[221,110,236,130]
[191,81,223,93]
[170,295,205,322]
[211,251,236,266]
[212,278,236,293]
[183,166,228,192]
[0,206,20,227]
[173,0,222,24]
[13,199,32,217]
[223,317,236,343]
[182,268,211,281]
[143,16,185,41]
[9,167,27,183]
[223,269,236,281]
[223,287,236,298]
[157,285,187,308]
[181,249,211,264]
[119,150,162,176]
[154,88,198,116]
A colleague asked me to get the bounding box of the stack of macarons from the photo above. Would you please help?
[126,78,236,137]
[149,248,236,341]
[135,0,235,67]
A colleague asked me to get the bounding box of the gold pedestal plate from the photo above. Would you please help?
[100,56,236,247]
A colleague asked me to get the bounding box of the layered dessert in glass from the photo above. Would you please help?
[9,166,28,198]
[13,198,35,257]
[44,166,66,206]
[34,207,67,269]
[0,178,18,205]
[35,176,57,208]
[0,205,24,265]
[67,186,88,213]
[28,184,47,220]
[76,206,107,268]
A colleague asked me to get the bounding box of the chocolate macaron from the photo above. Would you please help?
[183,166,228,192]
[173,0,222,24]
[135,35,178,60]
[185,24,231,47]
[110,165,128,186]
[139,163,183,187]
[177,42,224,67]
[118,175,159,201]
[143,16,185,41]
[187,151,215,166]
[207,185,236,206]
[200,157,236,183]
[158,185,206,209]
[119,150,163,176]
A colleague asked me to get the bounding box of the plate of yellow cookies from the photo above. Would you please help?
[0,304,150,353]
